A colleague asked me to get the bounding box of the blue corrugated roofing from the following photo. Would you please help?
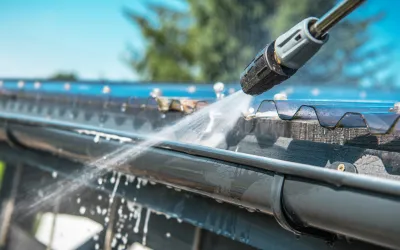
[257,100,399,134]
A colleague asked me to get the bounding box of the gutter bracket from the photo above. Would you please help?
[271,174,337,242]
[271,174,301,234]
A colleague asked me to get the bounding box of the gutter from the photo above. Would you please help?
[0,114,399,249]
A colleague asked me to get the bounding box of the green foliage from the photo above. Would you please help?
[49,72,78,81]
[125,8,195,81]
[126,0,384,85]
[0,161,5,191]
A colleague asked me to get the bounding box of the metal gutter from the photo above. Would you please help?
[0,115,399,248]
[0,112,399,196]
[0,143,384,250]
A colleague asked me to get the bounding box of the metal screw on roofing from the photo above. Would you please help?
[102,85,111,94]
[34,81,41,89]
[150,88,162,98]
[64,83,71,91]
[213,82,225,100]
[187,85,196,93]
[17,81,24,89]
[337,164,346,172]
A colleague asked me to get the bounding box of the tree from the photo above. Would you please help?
[126,8,196,82]
[49,72,78,81]
[126,0,385,86]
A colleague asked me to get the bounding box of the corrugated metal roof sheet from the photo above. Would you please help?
[256,100,400,134]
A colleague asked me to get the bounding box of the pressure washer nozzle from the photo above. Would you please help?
[240,0,366,96]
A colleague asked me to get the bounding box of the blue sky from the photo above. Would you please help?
[0,0,399,83]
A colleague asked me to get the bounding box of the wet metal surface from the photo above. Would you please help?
[0,143,385,250]
[256,100,400,134]
[0,124,400,249]
[0,79,399,135]
[0,79,400,249]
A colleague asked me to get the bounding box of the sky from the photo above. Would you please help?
[0,0,399,83]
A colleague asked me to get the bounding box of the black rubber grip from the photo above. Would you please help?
[240,42,297,96]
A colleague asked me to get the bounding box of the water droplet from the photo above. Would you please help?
[52,171,58,178]
[129,176,136,183]
[142,209,152,246]
[95,243,99,250]
[246,208,255,213]
[102,208,107,215]
[110,177,116,184]
[109,173,121,204]
[122,233,128,244]
[149,181,156,185]
[93,234,99,241]
[98,195,102,200]
[105,217,109,223]
[121,104,127,112]
[133,206,142,233]
[166,232,171,238]
[96,206,102,214]
[98,178,103,185]
[76,197,81,204]
[111,238,117,248]
[79,206,86,215]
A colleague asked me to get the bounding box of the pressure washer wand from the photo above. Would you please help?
[240,0,366,96]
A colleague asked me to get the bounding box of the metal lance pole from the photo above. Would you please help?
[310,0,366,39]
